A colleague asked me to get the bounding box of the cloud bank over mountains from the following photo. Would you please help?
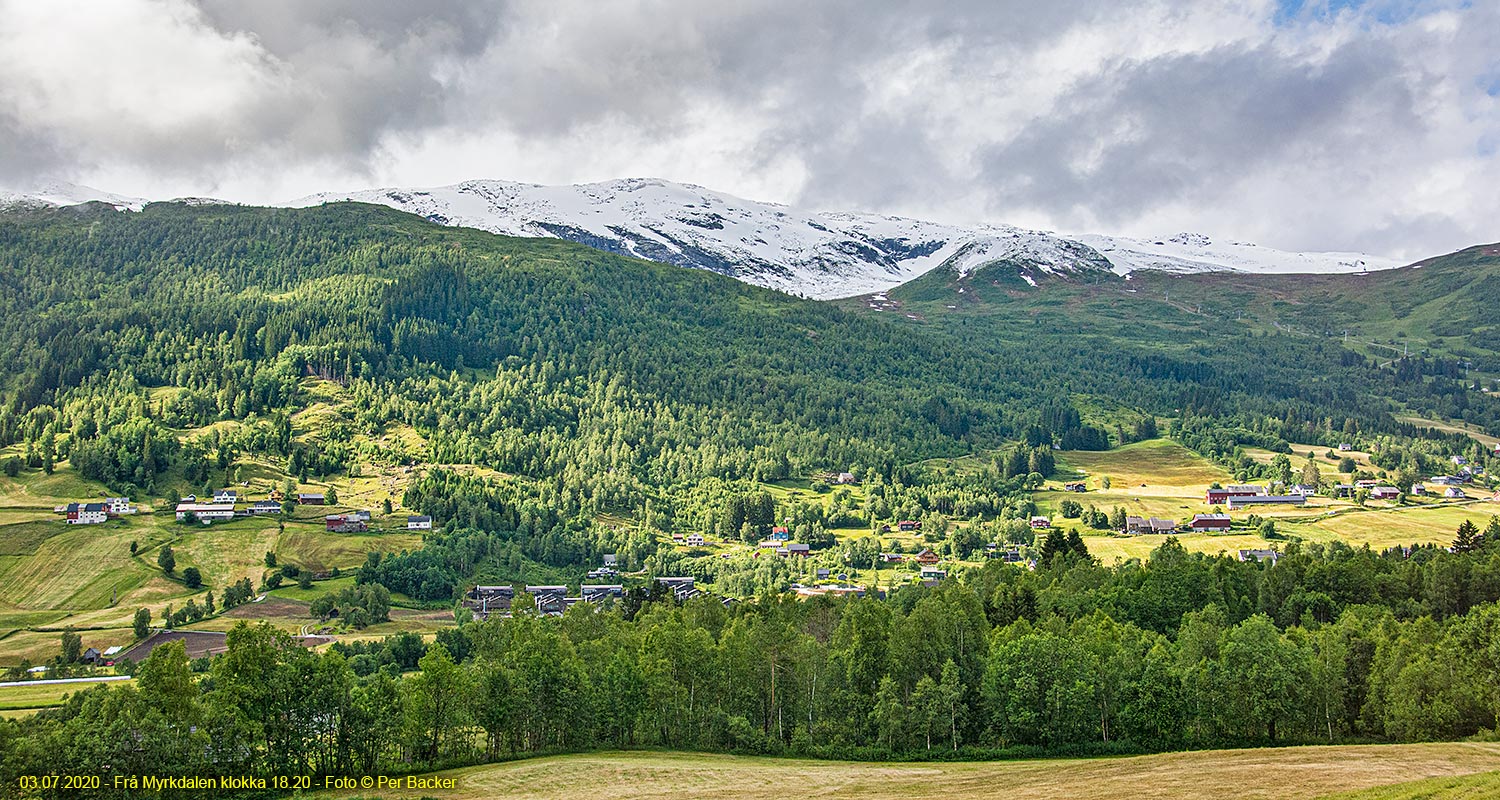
[0,0,1495,258]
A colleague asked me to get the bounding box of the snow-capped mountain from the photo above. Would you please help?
[0,181,148,211]
[289,178,1402,297]
[2,178,1403,299]
[290,178,1128,298]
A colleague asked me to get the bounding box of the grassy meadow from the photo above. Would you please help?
[1040,440,1494,562]
[313,744,1500,800]
[1322,769,1500,800]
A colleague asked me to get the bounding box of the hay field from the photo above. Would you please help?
[317,744,1500,800]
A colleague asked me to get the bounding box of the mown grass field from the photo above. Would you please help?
[315,744,1500,800]
[1322,769,1500,799]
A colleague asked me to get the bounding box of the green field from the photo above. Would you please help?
[1323,770,1500,800]
[311,744,1500,800]
[0,449,431,665]
[1037,440,1493,562]
[0,677,131,713]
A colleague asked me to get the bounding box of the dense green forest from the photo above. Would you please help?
[7,530,1500,798]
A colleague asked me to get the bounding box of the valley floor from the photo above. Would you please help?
[314,744,1500,800]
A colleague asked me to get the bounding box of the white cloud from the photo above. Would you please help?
[0,0,1494,259]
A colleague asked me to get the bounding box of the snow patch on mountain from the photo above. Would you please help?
[0,181,148,211]
[1074,232,1402,275]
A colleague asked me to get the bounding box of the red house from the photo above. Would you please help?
[1190,514,1232,532]
[1205,485,1263,505]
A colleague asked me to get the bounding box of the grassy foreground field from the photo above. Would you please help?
[1323,770,1500,799]
[318,744,1500,800]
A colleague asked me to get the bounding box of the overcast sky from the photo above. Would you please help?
[1,0,1496,258]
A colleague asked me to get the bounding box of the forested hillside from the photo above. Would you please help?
[0,201,1495,595]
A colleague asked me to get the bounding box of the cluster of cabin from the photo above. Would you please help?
[60,497,135,524]
[174,488,319,523]
[463,576,704,619]
[1203,484,1310,510]
[169,487,434,531]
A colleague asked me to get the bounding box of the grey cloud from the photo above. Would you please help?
[0,0,1493,258]
[976,38,1429,227]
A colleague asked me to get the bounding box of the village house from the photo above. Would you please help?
[407,515,433,530]
[1369,486,1401,500]
[1335,483,1355,497]
[816,568,831,580]
[1355,479,1381,490]
[1445,487,1467,499]
[249,500,282,515]
[1205,485,1263,505]
[770,526,791,540]
[1411,484,1426,496]
[836,472,858,485]
[897,520,921,532]
[65,502,108,525]
[1190,514,1232,533]
[325,513,368,533]
[103,497,135,515]
[174,502,235,523]
[920,565,946,585]
[685,533,706,546]
[1226,494,1307,510]
[1238,548,1279,564]
[655,576,698,601]
[602,554,619,568]
[586,567,617,580]
[1290,484,1319,496]
[1063,482,1087,493]
[779,542,811,557]
[212,488,239,504]
[296,492,326,505]
[465,585,514,616]
[879,552,907,563]
[914,549,940,564]
[1126,516,1175,534]
[581,584,624,604]
[1029,515,1051,530]
[1338,443,1353,451]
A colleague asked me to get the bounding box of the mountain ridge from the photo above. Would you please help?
[3,177,1406,299]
